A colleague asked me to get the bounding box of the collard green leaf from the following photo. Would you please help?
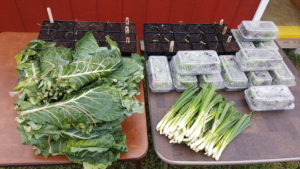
[14,32,144,169]
[39,47,72,77]
[57,33,122,91]
[18,85,126,126]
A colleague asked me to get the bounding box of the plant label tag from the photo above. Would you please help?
[47,7,54,23]
[169,41,175,52]
[125,17,130,26]
[219,19,224,25]
[227,35,232,43]
[125,26,130,34]
[222,26,228,35]
[126,37,131,44]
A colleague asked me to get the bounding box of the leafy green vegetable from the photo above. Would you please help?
[14,32,144,169]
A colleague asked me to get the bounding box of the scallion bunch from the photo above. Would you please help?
[156,84,252,160]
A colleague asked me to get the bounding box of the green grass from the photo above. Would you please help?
[2,50,300,169]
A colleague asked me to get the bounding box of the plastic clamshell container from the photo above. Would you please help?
[235,49,283,71]
[238,21,278,41]
[172,50,221,75]
[247,71,273,86]
[270,61,296,87]
[147,56,173,92]
[231,29,256,49]
[254,40,279,50]
[170,60,198,92]
[199,73,224,90]
[220,55,248,90]
[244,85,295,111]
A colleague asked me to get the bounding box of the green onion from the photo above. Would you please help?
[156,84,253,160]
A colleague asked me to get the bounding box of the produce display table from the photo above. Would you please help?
[0,32,148,167]
[148,40,300,168]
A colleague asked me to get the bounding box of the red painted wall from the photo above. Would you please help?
[0,0,260,38]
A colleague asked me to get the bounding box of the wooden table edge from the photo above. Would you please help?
[0,32,148,166]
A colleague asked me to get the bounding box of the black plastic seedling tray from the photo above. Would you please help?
[38,20,137,56]
[143,23,239,59]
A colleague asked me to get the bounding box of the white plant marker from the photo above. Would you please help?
[47,7,54,23]
[219,19,224,25]
[125,17,130,26]
[125,26,130,35]
[169,40,175,52]
[222,26,228,35]
[126,37,131,44]
[227,35,232,43]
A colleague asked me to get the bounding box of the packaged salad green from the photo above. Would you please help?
[147,56,173,92]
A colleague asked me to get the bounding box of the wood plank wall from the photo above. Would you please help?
[0,0,261,38]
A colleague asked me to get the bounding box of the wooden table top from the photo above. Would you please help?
[0,32,148,166]
[276,38,300,49]
[148,41,300,165]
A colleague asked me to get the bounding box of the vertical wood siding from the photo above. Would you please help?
[0,0,260,38]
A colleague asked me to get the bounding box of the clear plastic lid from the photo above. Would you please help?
[238,21,278,40]
[172,50,221,75]
[235,49,283,71]
[245,85,295,111]
[170,59,198,92]
[247,71,273,86]
[231,29,256,49]
[199,73,224,90]
[270,61,296,87]
[254,40,279,50]
[219,55,248,90]
[147,56,173,92]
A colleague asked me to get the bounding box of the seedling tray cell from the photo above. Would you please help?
[174,33,190,42]
[176,42,192,51]
[200,24,215,33]
[38,20,137,56]
[192,43,208,50]
[190,33,205,43]
[143,23,239,58]
[171,24,187,33]
[144,23,172,33]
[106,22,121,32]
[214,24,230,34]
[186,24,202,33]
[121,23,136,33]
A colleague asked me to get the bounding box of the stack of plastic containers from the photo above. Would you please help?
[232,20,296,88]
[220,55,248,91]
[169,59,198,92]
[147,50,223,92]
[232,20,296,111]
[171,50,223,91]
